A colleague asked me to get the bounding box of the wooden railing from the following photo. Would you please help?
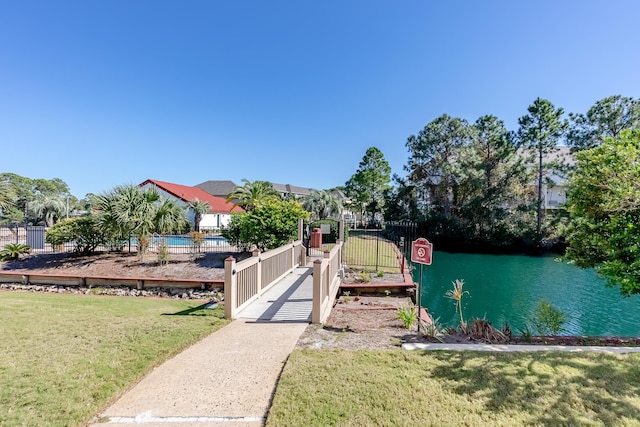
[312,242,344,324]
[224,240,305,319]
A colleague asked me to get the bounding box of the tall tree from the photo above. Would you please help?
[568,95,640,152]
[187,198,211,231]
[0,173,71,224]
[565,129,640,296]
[303,190,343,221]
[226,179,280,212]
[0,177,15,211]
[405,115,472,217]
[459,115,529,242]
[517,98,568,239]
[383,174,421,222]
[345,147,391,224]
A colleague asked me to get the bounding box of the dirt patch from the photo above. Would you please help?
[297,293,640,350]
[0,251,239,281]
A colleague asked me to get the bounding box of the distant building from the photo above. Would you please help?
[521,145,574,210]
[139,179,243,230]
[194,180,239,199]
[269,183,315,200]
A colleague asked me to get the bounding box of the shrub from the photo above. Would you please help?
[46,216,107,254]
[529,299,566,335]
[0,243,31,261]
[222,199,308,251]
[396,304,417,329]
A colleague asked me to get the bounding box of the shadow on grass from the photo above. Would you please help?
[425,351,640,425]
[163,303,223,317]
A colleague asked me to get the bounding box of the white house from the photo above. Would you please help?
[139,179,244,230]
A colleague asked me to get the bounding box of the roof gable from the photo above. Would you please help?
[140,179,244,213]
[194,180,238,198]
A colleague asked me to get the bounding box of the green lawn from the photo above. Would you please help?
[268,349,640,426]
[0,292,229,427]
[343,233,401,273]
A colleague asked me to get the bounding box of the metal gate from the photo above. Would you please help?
[342,222,416,273]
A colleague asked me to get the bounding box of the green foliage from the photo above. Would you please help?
[222,199,309,251]
[396,303,417,329]
[45,216,107,254]
[187,198,210,232]
[516,323,533,342]
[517,97,569,239]
[226,179,281,212]
[445,279,468,326]
[529,299,566,335]
[568,95,640,152]
[303,190,343,222]
[0,173,71,226]
[0,243,31,261]
[345,147,392,221]
[96,184,188,248]
[565,129,640,295]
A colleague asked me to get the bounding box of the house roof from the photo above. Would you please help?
[194,180,238,198]
[140,179,244,214]
[270,183,315,197]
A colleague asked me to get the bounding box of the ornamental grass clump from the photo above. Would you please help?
[445,279,468,327]
[396,303,417,329]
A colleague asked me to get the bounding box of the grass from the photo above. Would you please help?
[0,292,229,427]
[343,232,400,273]
[267,349,640,426]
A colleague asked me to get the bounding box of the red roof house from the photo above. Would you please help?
[139,179,243,230]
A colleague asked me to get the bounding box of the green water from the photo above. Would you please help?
[414,251,640,337]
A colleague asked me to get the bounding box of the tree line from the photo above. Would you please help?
[341,95,640,252]
[340,94,640,294]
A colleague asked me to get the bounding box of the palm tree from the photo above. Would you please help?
[226,179,280,211]
[154,198,188,235]
[0,179,16,212]
[27,193,66,227]
[96,185,188,257]
[303,190,343,221]
[187,198,211,232]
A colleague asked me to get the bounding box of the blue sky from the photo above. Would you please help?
[1,1,639,199]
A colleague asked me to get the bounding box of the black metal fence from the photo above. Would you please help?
[0,227,240,256]
[342,222,417,273]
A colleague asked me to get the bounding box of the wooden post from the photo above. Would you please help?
[298,218,304,241]
[252,249,261,295]
[312,259,323,324]
[224,256,236,319]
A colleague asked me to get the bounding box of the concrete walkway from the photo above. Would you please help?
[93,320,307,426]
[92,268,313,426]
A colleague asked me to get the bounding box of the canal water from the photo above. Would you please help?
[414,251,640,337]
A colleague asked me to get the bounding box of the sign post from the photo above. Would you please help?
[411,238,433,333]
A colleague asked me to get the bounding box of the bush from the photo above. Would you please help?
[529,299,566,335]
[0,243,31,261]
[221,199,309,251]
[46,216,107,254]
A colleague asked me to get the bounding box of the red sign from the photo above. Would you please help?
[411,238,433,265]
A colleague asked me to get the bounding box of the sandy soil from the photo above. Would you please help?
[0,251,238,281]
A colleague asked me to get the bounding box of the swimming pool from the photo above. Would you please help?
[132,235,229,247]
